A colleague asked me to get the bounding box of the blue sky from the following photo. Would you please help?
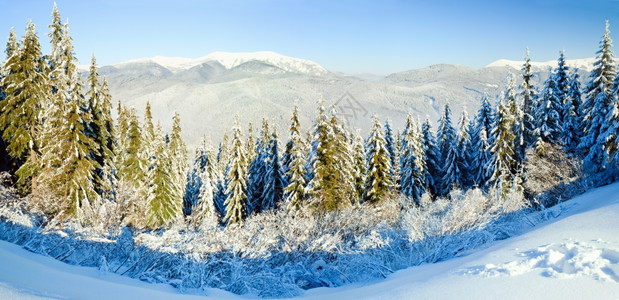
[0,0,617,74]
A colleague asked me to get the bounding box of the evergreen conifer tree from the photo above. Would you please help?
[579,21,617,170]
[457,111,473,190]
[534,71,564,153]
[421,119,441,197]
[0,28,19,172]
[86,55,115,199]
[351,130,367,202]
[521,48,538,149]
[246,119,269,213]
[307,102,353,211]
[168,112,188,206]
[562,69,583,152]
[437,103,459,195]
[0,21,49,194]
[384,120,397,177]
[363,115,393,203]
[260,128,287,211]
[400,114,425,203]
[147,123,180,228]
[116,107,148,227]
[470,96,495,189]
[283,106,308,211]
[491,78,522,199]
[224,117,248,225]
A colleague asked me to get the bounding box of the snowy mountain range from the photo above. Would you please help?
[94,51,593,150]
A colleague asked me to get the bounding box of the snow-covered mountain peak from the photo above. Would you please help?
[116,51,329,76]
[486,57,596,71]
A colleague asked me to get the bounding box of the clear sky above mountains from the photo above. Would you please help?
[1,0,617,74]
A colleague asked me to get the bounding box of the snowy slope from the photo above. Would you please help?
[2,183,619,299]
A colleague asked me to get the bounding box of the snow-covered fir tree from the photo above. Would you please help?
[363,115,393,203]
[534,70,564,153]
[437,103,459,196]
[457,111,473,190]
[283,106,308,211]
[562,69,583,152]
[492,78,522,199]
[146,122,180,228]
[168,112,188,208]
[421,119,441,197]
[115,107,148,228]
[579,21,617,171]
[282,106,304,175]
[224,117,249,225]
[86,55,115,199]
[260,128,287,211]
[520,48,538,149]
[400,113,425,203]
[214,132,230,221]
[470,96,495,189]
[384,119,397,178]
[351,130,367,202]
[36,18,105,221]
[246,119,269,213]
[330,108,356,203]
[307,101,353,212]
[0,21,49,195]
[183,137,216,218]
[554,51,571,109]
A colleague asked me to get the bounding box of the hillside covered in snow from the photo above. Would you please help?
[1,183,617,299]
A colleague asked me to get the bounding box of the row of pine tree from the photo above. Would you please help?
[1,6,618,230]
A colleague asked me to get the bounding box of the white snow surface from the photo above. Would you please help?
[2,183,619,299]
[116,51,329,76]
[486,57,596,71]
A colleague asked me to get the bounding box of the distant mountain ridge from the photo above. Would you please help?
[116,51,329,76]
[96,51,592,150]
[486,57,596,71]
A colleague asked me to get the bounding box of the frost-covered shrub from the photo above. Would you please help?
[523,142,583,207]
[0,183,541,298]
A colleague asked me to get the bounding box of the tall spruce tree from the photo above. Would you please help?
[421,119,441,197]
[562,69,583,152]
[351,130,367,202]
[116,107,148,228]
[169,112,188,206]
[246,119,269,213]
[147,123,179,228]
[470,96,495,189]
[521,48,538,149]
[224,117,248,225]
[437,103,459,195]
[39,18,104,220]
[307,101,352,211]
[579,21,617,170]
[284,106,308,211]
[534,71,564,152]
[0,28,19,172]
[86,55,115,199]
[384,120,397,177]
[0,21,49,194]
[400,114,425,203]
[260,129,287,211]
[330,109,356,203]
[456,111,473,190]
[363,115,393,203]
[492,78,522,199]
